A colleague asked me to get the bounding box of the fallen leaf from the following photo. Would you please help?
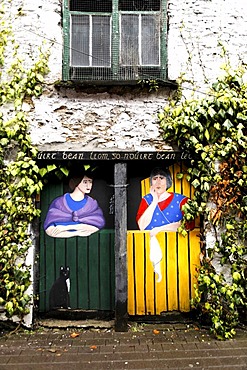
[48,349,56,353]
[70,332,80,338]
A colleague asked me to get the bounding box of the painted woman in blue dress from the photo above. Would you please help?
[136,167,194,282]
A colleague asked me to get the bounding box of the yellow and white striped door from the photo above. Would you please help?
[127,163,200,315]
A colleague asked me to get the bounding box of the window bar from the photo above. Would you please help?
[89,15,93,67]
[112,0,119,78]
[62,0,70,80]
[160,0,167,79]
[139,14,142,66]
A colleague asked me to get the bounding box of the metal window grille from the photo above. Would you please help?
[71,15,111,67]
[120,14,160,66]
[63,0,167,82]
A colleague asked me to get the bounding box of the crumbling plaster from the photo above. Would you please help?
[4,0,247,151]
[2,0,247,326]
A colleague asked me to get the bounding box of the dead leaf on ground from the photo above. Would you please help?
[153,329,160,335]
[70,332,80,338]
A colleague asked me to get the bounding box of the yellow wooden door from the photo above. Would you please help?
[127,163,200,315]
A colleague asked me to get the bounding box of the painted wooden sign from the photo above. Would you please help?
[37,151,192,161]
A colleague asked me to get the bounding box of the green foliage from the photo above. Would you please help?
[0,2,50,321]
[159,62,247,339]
[138,79,160,91]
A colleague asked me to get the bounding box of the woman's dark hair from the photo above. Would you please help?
[68,170,94,190]
[150,167,172,190]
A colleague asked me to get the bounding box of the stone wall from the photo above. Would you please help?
[168,0,247,92]
[2,0,247,326]
[4,0,247,150]
[29,86,174,151]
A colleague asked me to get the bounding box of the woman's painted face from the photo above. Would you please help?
[77,176,93,194]
[151,175,167,195]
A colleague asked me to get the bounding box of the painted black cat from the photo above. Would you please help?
[49,266,70,310]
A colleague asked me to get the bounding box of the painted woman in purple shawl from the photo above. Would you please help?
[44,171,105,238]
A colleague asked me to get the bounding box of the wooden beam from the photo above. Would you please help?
[114,162,128,331]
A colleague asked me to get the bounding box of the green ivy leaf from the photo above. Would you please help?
[223,119,233,130]
[176,173,184,180]
[39,168,47,177]
[191,179,200,188]
[205,129,210,141]
[47,164,57,172]
[232,272,241,281]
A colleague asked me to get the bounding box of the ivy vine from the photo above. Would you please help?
[0,2,50,323]
[1,1,246,340]
[158,61,247,339]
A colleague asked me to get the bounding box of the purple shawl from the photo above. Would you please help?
[44,194,105,230]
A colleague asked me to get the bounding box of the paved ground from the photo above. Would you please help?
[0,320,246,370]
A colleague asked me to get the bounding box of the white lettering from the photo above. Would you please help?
[98,153,109,160]
[37,152,43,159]
[181,152,192,160]
[112,153,121,160]
[156,153,165,160]
[90,152,95,160]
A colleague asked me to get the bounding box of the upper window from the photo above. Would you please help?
[63,1,167,83]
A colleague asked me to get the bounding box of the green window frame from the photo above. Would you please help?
[63,0,167,83]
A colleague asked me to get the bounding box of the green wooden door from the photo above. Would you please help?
[39,182,115,313]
